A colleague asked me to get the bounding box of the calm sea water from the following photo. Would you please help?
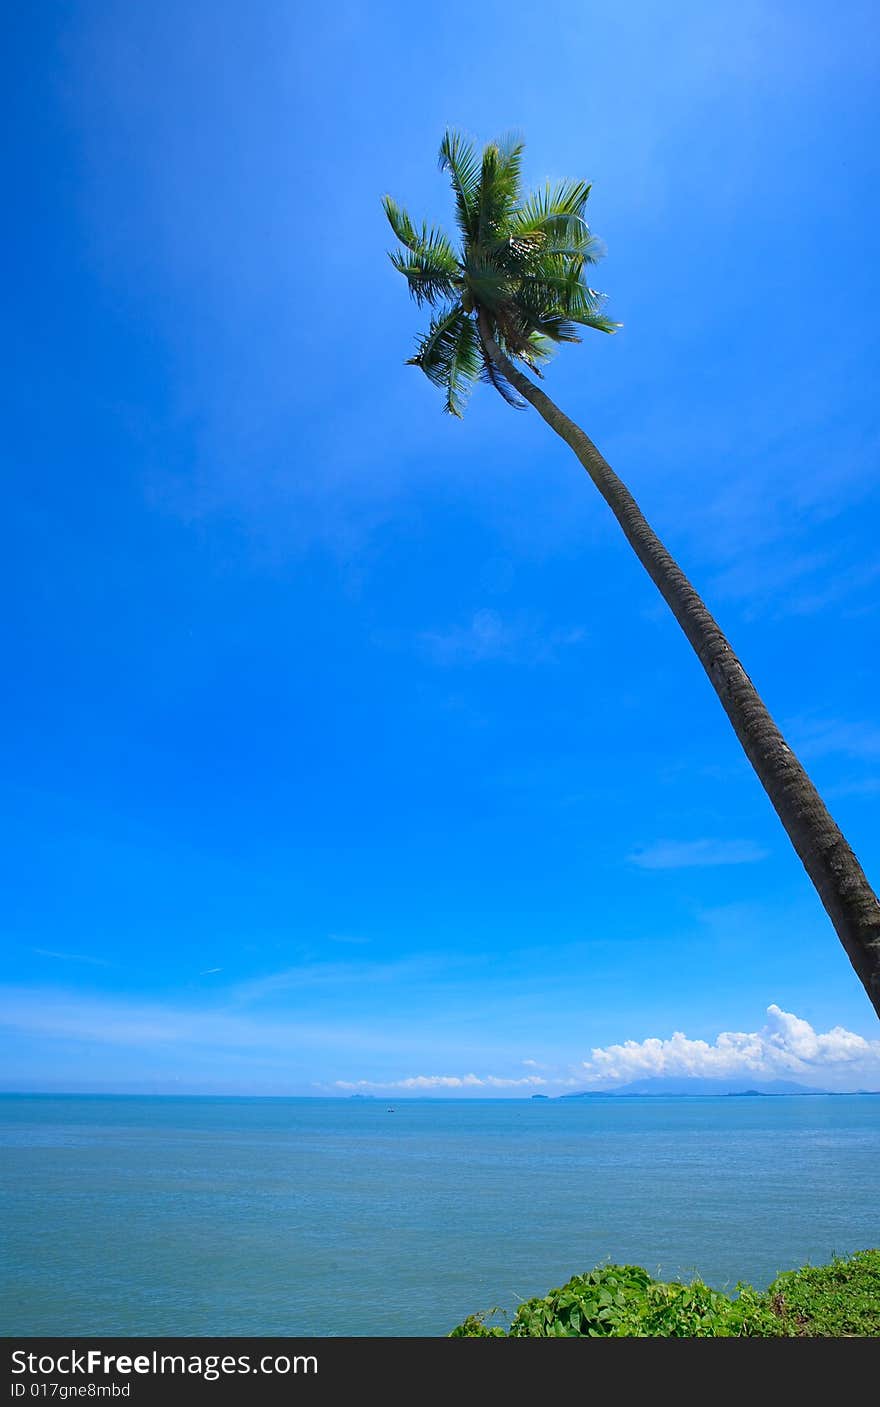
[1,1094,878,1336]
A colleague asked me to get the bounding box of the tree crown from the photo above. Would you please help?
[384,130,618,416]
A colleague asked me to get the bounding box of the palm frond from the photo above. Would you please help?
[503,327,553,377]
[389,252,458,306]
[406,303,481,416]
[522,331,555,367]
[568,309,620,335]
[382,196,424,252]
[562,283,615,324]
[538,230,605,264]
[484,304,524,355]
[462,252,511,311]
[516,265,605,316]
[438,130,481,242]
[525,313,583,344]
[383,195,461,306]
[478,343,526,408]
[441,313,482,417]
[508,179,594,240]
[406,302,464,377]
[487,227,604,278]
[383,197,459,266]
[388,246,460,306]
[477,134,524,244]
[522,266,619,334]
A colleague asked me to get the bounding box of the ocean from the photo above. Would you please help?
[1,1093,878,1336]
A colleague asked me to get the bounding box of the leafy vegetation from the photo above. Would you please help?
[449,1251,880,1337]
[765,1251,880,1336]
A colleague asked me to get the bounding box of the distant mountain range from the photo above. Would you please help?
[557,1077,827,1098]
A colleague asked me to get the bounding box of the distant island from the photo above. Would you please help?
[553,1077,828,1098]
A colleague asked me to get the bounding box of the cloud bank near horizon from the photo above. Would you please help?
[577,1004,880,1086]
[334,1073,549,1091]
[1,986,878,1094]
[331,1007,880,1094]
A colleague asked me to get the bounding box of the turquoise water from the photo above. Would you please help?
[1,1093,878,1336]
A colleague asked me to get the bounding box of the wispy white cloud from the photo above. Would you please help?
[31,948,111,967]
[0,986,428,1058]
[420,609,585,666]
[334,1073,550,1090]
[580,1005,880,1089]
[772,559,880,619]
[703,545,879,623]
[628,838,768,869]
[229,954,443,1006]
[708,549,829,610]
[787,717,880,762]
[825,776,880,800]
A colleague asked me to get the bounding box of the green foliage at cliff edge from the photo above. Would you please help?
[449,1250,880,1337]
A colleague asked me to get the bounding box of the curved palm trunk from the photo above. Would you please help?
[478,312,880,1018]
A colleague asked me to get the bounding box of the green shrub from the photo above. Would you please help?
[448,1314,508,1338]
[764,1250,880,1337]
[449,1250,880,1338]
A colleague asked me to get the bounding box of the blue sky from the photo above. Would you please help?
[3,1,880,1094]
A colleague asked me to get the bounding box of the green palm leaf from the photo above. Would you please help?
[388,247,459,306]
[508,178,594,238]
[477,134,525,244]
[438,130,481,242]
[382,196,459,305]
[478,343,526,409]
[462,252,511,311]
[407,302,481,417]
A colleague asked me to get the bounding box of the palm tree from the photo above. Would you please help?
[383,129,880,1019]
